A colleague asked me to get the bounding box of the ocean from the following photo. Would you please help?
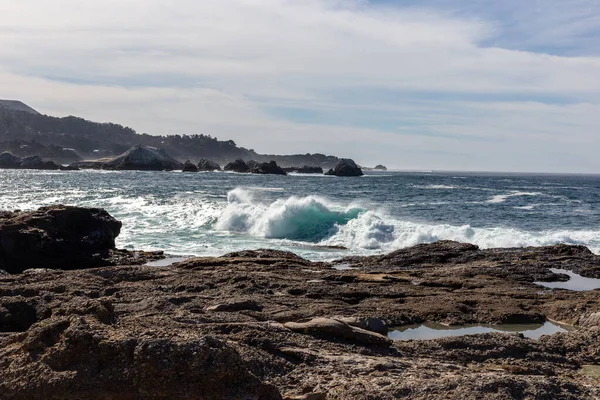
[2,169,600,260]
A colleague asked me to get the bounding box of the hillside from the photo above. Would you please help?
[0,100,40,115]
[0,103,342,168]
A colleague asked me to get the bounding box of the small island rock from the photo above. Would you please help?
[102,145,183,171]
[224,159,250,173]
[250,161,287,175]
[325,159,364,177]
[197,159,221,171]
[182,160,198,172]
[0,152,22,169]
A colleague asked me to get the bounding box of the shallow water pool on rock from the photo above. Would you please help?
[388,321,574,341]
[535,269,600,291]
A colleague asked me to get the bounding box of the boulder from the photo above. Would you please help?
[102,145,183,171]
[246,160,259,169]
[0,152,22,169]
[20,155,61,170]
[224,159,250,173]
[182,160,198,172]
[0,205,122,273]
[324,159,363,177]
[197,159,221,171]
[250,161,287,175]
[374,164,388,171]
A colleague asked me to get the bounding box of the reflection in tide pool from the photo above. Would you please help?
[535,269,600,291]
[389,321,573,341]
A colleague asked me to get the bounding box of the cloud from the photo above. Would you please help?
[0,0,599,172]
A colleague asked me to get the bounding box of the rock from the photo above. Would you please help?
[324,159,363,177]
[284,317,391,346]
[20,155,61,170]
[224,159,250,173]
[102,145,183,171]
[197,159,221,171]
[182,160,199,172]
[374,165,387,171]
[336,316,389,335]
[0,205,122,273]
[0,317,281,400]
[0,152,22,168]
[250,161,287,175]
[205,300,263,312]
[246,160,259,169]
[59,165,80,171]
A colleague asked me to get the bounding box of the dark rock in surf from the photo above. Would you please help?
[250,161,287,175]
[20,155,61,170]
[197,159,221,171]
[246,160,259,169]
[182,160,198,172]
[0,152,22,169]
[325,159,363,177]
[224,159,250,173]
[102,145,183,171]
[374,165,388,171]
[0,205,122,274]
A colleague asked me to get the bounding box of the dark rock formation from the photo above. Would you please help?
[19,155,62,170]
[246,160,259,169]
[325,159,364,177]
[197,159,221,171]
[182,160,198,172]
[374,164,388,171]
[224,159,250,173]
[102,145,183,171]
[250,161,287,175]
[0,152,22,169]
[0,206,122,273]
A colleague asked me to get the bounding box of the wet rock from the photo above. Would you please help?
[374,165,388,171]
[20,155,61,170]
[0,205,122,273]
[224,159,250,173]
[102,145,183,171]
[250,161,287,175]
[324,159,363,177]
[197,159,221,171]
[0,152,22,168]
[284,318,391,346]
[182,160,198,172]
[336,316,389,335]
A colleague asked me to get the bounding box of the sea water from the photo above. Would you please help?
[2,169,600,261]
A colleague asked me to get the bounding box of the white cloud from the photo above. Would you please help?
[0,0,599,172]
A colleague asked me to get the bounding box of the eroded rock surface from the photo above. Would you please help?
[1,243,600,398]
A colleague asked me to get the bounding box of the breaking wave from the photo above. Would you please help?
[215,188,600,254]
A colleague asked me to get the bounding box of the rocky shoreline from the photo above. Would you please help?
[1,207,599,399]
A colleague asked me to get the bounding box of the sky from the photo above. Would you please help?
[1,0,600,172]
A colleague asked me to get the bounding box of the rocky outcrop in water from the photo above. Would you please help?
[0,152,22,169]
[224,159,250,173]
[325,159,364,177]
[374,164,387,171]
[19,155,62,170]
[103,145,183,171]
[0,206,161,274]
[197,159,221,171]
[250,161,287,175]
[182,160,198,172]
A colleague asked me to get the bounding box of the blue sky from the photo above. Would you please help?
[1,0,599,172]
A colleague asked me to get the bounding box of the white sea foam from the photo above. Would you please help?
[215,188,600,255]
[488,191,542,204]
